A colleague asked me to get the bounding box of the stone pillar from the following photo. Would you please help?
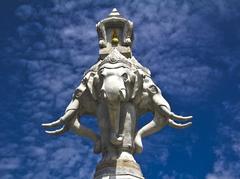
[94,159,144,179]
[94,101,144,179]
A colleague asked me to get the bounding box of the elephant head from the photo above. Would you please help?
[98,66,135,103]
[94,50,137,145]
[134,75,192,153]
[41,75,101,153]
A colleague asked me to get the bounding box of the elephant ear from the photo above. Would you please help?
[131,69,143,100]
[64,78,88,113]
[85,71,98,100]
[74,81,87,99]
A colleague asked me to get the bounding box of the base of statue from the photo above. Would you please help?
[94,159,144,179]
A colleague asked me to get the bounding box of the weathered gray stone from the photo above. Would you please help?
[94,158,144,179]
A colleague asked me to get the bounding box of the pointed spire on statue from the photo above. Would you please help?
[108,8,121,17]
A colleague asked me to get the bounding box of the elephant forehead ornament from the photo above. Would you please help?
[42,8,192,178]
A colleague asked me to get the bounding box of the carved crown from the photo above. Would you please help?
[96,8,134,59]
[99,49,132,69]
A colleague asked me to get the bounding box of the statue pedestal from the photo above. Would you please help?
[94,159,144,179]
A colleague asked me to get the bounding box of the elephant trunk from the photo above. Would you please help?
[100,75,126,145]
[107,101,123,145]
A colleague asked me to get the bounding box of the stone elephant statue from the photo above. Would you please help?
[42,49,192,158]
[42,50,139,156]
[133,73,192,153]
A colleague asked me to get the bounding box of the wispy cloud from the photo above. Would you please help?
[0,135,99,179]
[158,170,195,179]
[206,101,240,179]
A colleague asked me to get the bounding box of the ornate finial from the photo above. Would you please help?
[96,9,134,59]
[108,8,121,17]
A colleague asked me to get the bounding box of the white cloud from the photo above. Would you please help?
[206,150,240,179]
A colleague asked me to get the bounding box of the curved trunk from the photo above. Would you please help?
[107,101,123,145]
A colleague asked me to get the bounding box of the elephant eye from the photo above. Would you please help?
[149,85,158,94]
[121,73,129,82]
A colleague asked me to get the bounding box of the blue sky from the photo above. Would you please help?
[0,0,240,178]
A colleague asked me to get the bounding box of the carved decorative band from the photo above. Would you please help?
[94,160,144,179]
[96,160,141,171]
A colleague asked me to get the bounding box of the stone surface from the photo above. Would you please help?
[42,8,193,179]
[94,159,144,179]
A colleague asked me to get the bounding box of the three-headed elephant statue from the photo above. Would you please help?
[42,49,192,160]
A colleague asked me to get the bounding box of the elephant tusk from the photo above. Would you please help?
[159,106,192,121]
[41,118,64,128]
[44,125,68,135]
[168,119,192,129]
[119,88,127,101]
[169,112,193,121]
